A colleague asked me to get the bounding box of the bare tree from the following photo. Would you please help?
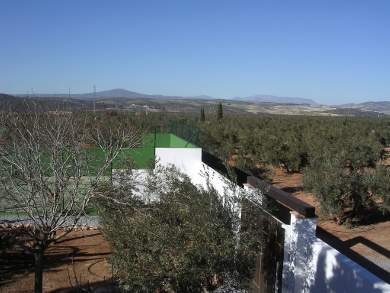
[0,110,140,293]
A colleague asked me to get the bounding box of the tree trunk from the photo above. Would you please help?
[34,248,44,293]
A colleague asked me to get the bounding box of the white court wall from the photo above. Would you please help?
[155,147,239,199]
[155,147,203,181]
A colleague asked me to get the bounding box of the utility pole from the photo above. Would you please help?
[93,84,96,113]
[68,88,71,99]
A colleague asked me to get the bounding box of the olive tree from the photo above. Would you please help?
[303,141,384,225]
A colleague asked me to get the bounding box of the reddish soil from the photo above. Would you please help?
[270,166,390,272]
[1,168,388,291]
[0,229,113,293]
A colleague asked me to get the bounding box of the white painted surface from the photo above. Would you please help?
[156,148,240,200]
[114,148,240,203]
[112,169,157,202]
[307,238,390,293]
[282,212,318,293]
[156,148,243,225]
[155,147,203,179]
[282,212,390,293]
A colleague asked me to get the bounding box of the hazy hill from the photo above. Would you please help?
[0,93,103,111]
[0,93,19,103]
[21,89,215,101]
[233,95,316,105]
[0,93,30,111]
[336,101,390,115]
[78,89,150,99]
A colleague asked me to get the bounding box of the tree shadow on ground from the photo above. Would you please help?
[51,279,120,293]
[250,166,271,180]
[0,230,110,288]
[54,232,101,245]
[358,208,390,226]
[280,186,304,193]
[343,236,390,259]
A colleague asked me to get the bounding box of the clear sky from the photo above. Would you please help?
[0,0,389,104]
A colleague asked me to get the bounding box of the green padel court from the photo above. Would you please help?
[86,133,197,173]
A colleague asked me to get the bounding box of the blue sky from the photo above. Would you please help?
[0,0,389,104]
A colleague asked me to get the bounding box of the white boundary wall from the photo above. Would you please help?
[242,183,390,293]
[281,212,390,293]
[116,147,390,292]
[309,239,390,292]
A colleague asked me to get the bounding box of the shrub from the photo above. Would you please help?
[95,167,257,292]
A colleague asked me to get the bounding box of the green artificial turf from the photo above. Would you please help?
[143,133,197,148]
[30,133,197,175]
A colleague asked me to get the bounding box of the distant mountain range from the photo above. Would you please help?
[3,89,390,116]
[19,88,215,101]
[18,88,316,104]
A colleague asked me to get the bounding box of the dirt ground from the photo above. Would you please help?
[270,166,390,272]
[0,229,113,293]
[1,168,388,292]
